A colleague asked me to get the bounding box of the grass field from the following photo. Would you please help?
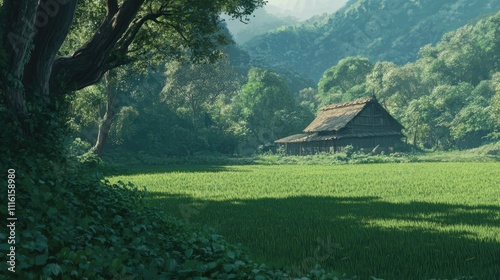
[107,162,500,279]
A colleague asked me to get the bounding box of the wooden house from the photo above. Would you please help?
[275,96,404,155]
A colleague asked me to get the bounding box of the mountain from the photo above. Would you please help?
[242,0,500,81]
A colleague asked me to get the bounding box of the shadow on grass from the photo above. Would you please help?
[147,193,500,279]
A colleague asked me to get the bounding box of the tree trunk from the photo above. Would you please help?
[93,71,117,157]
[2,0,79,136]
[2,0,45,134]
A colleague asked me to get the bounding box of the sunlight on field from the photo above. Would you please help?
[108,162,500,279]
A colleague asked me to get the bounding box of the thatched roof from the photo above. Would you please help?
[304,97,375,133]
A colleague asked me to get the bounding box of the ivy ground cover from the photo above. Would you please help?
[108,162,500,279]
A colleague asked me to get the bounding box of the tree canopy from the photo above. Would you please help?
[317,56,373,105]
[0,0,265,145]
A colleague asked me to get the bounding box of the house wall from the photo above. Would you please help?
[335,136,402,153]
[283,136,402,155]
[284,141,335,155]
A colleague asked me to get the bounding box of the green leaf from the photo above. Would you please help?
[227,251,235,259]
[43,263,61,276]
[112,215,123,223]
[111,258,123,270]
[207,262,217,270]
[47,207,58,216]
[234,260,245,268]
[223,263,234,272]
[166,259,177,271]
[35,252,48,265]
[185,248,193,258]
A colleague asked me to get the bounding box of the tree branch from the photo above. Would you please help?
[50,0,145,94]
[115,13,162,55]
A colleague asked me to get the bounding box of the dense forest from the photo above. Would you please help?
[67,2,500,157]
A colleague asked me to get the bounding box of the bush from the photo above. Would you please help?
[66,137,92,157]
[78,149,103,167]
[343,145,355,158]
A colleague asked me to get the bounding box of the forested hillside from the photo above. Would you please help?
[244,0,500,81]
[317,11,500,150]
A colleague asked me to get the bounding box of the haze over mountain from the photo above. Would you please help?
[225,0,348,45]
[265,0,349,20]
[224,9,298,45]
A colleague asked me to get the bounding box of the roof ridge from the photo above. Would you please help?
[320,96,375,111]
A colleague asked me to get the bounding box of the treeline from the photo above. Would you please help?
[68,55,314,157]
[244,0,500,81]
[68,11,500,157]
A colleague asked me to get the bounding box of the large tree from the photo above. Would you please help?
[0,0,265,149]
[162,58,242,129]
[229,67,309,150]
[317,56,373,105]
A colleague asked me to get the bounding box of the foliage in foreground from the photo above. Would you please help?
[0,156,355,280]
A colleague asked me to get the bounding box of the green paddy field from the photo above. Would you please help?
[108,162,500,279]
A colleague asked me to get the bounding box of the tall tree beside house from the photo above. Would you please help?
[229,67,313,151]
[487,72,500,139]
[317,57,374,106]
[162,58,243,130]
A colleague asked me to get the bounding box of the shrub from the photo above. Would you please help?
[343,145,355,158]
[66,137,92,157]
[78,149,103,167]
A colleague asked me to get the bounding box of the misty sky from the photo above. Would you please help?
[266,0,348,20]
